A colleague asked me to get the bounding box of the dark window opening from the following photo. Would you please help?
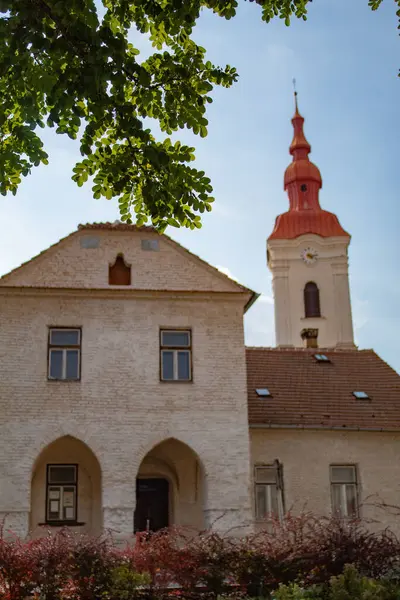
[160,330,192,381]
[48,328,81,380]
[109,254,131,285]
[304,282,321,318]
[46,464,78,523]
[300,184,308,192]
[134,478,169,532]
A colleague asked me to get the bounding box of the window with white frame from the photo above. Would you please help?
[160,330,191,381]
[330,465,358,518]
[255,463,284,520]
[48,328,81,380]
[46,465,77,523]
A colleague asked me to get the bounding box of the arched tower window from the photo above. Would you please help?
[304,282,321,318]
[109,254,131,285]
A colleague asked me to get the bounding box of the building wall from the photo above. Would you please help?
[0,291,252,538]
[250,428,400,533]
[267,234,354,348]
[0,229,240,293]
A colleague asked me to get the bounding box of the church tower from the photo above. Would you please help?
[267,95,355,349]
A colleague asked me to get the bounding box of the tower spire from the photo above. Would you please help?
[268,91,349,240]
[288,90,313,167]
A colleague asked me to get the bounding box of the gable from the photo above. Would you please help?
[0,223,253,298]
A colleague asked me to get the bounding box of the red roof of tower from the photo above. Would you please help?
[269,94,349,240]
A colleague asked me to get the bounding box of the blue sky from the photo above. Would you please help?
[1,0,399,371]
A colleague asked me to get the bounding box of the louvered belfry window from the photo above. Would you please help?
[304,282,321,318]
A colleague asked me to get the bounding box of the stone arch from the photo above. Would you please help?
[134,437,205,532]
[30,435,102,537]
[135,433,205,475]
[28,424,105,476]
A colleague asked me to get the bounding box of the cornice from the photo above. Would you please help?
[0,286,250,305]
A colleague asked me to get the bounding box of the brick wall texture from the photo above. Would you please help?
[0,228,252,537]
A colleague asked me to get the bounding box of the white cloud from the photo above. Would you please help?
[258,293,274,305]
[352,297,371,346]
[216,266,275,345]
[244,295,275,347]
[216,265,239,281]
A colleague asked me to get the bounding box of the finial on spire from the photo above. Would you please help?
[292,78,299,115]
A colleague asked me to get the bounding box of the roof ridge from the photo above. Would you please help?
[245,346,369,353]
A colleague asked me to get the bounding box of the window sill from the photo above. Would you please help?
[39,521,86,527]
[160,379,193,383]
[47,378,81,382]
[301,316,326,320]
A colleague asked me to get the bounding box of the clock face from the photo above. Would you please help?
[301,247,318,265]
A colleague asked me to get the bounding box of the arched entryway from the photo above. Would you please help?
[30,435,102,536]
[134,438,204,532]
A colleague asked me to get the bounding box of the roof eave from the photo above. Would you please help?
[244,291,261,314]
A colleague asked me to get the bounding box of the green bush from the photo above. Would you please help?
[274,565,400,600]
[108,564,150,600]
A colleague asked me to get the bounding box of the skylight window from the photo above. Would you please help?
[314,354,330,362]
[256,388,271,397]
[353,391,370,400]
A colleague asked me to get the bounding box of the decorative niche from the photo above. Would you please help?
[109,254,131,285]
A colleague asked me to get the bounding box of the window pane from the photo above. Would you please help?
[48,498,60,520]
[50,329,80,346]
[63,487,76,520]
[49,465,76,484]
[346,484,358,517]
[49,350,63,379]
[331,466,356,483]
[66,350,79,380]
[177,351,190,380]
[331,484,343,515]
[162,351,174,380]
[256,485,267,519]
[255,467,276,484]
[269,485,279,516]
[161,331,190,347]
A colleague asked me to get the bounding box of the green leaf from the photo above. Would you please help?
[0,0,388,232]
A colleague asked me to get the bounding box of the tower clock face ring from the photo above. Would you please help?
[301,247,318,264]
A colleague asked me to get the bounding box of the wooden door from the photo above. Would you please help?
[134,478,169,532]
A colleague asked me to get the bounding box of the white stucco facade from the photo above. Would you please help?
[267,233,355,348]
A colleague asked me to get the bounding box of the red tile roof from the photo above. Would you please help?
[246,347,400,430]
[268,210,350,240]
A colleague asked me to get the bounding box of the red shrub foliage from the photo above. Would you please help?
[0,523,36,600]
[0,514,399,599]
